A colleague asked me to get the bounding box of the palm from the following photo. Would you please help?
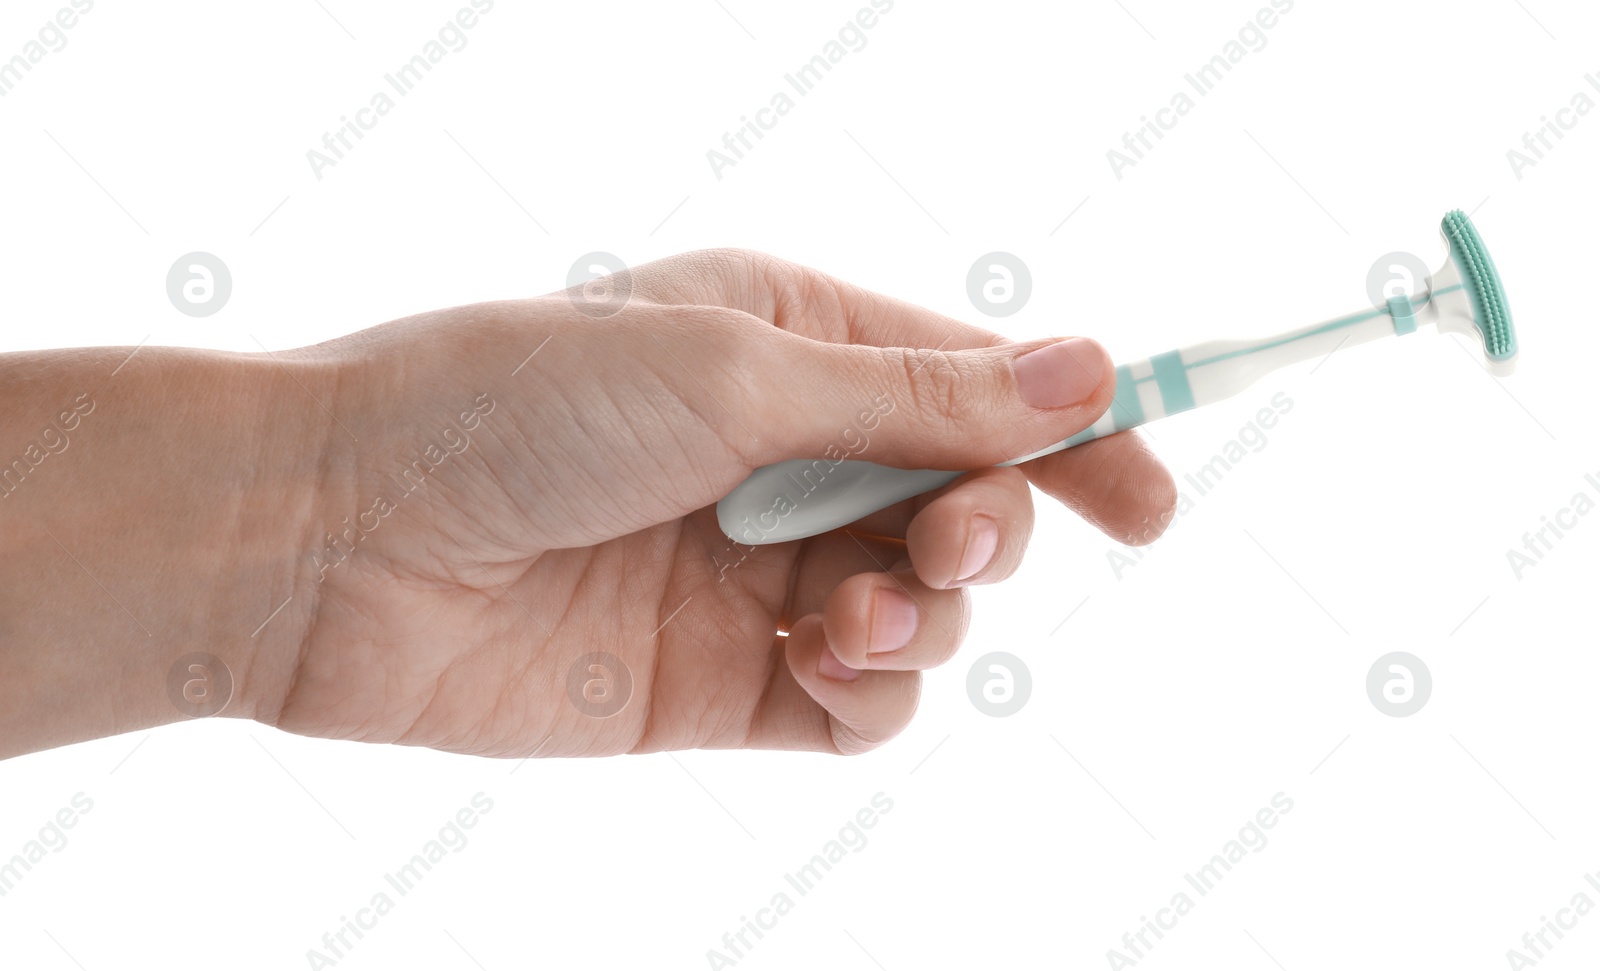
[276,505,835,758]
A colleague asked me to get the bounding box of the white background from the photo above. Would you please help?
[1,1,1597,968]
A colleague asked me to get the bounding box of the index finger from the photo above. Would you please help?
[618,247,1012,351]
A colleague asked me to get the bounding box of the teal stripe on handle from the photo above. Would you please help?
[1150,351,1196,414]
[1387,294,1419,335]
[1109,364,1144,430]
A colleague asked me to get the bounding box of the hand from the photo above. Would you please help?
[251,250,1177,758]
[0,250,1176,759]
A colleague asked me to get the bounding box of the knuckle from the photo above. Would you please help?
[686,247,792,287]
[830,676,922,755]
[687,307,771,462]
[895,346,968,427]
[680,248,802,321]
[635,303,768,465]
[672,248,760,300]
[684,246,754,269]
[925,591,972,668]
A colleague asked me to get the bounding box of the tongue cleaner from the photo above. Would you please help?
[716,209,1518,546]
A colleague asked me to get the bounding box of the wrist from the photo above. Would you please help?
[219,345,352,730]
[0,345,339,755]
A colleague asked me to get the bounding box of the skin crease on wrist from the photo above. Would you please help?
[0,249,1178,761]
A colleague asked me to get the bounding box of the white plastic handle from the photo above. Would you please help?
[715,459,965,546]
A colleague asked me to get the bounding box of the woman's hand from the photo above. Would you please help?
[0,249,1176,760]
[254,250,1177,758]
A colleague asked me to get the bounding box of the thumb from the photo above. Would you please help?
[748,333,1116,471]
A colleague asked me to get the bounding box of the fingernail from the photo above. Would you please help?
[868,588,918,654]
[954,515,1000,585]
[817,645,862,681]
[1014,338,1106,409]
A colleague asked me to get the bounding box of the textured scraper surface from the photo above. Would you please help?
[1443,209,1516,361]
